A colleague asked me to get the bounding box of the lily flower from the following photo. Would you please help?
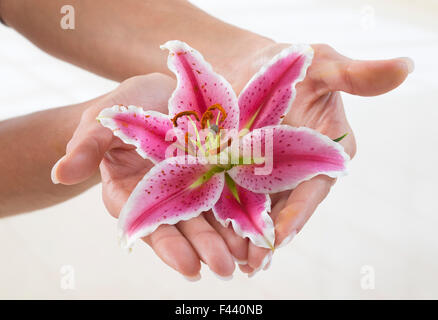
[97,41,349,250]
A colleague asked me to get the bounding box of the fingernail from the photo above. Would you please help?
[263,257,272,271]
[51,156,65,184]
[248,270,259,278]
[248,252,273,278]
[232,256,247,265]
[184,273,201,282]
[400,57,415,74]
[261,252,273,269]
[212,271,233,281]
[277,230,297,249]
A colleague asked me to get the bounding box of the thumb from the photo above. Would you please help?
[274,175,334,248]
[51,118,113,185]
[324,56,414,96]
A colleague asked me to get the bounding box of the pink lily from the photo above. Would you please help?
[97,41,349,250]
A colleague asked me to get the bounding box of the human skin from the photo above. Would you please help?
[0,0,413,277]
[0,0,271,90]
[0,99,97,216]
[51,50,412,279]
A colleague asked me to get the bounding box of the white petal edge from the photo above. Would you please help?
[212,192,275,249]
[97,105,171,164]
[228,125,350,194]
[118,155,225,249]
[160,40,240,130]
[238,44,314,128]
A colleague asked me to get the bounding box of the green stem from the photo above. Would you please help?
[225,173,240,203]
[189,166,225,189]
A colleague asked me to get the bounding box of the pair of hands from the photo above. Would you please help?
[51,43,411,279]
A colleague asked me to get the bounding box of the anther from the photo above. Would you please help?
[171,111,200,127]
[200,111,214,129]
[206,104,227,123]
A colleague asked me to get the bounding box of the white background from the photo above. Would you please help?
[0,0,437,298]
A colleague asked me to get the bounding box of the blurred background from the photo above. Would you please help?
[0,0,437,299]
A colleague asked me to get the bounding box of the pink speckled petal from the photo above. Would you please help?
[161,40,239,131]
[98,105,176,163]
[213,179,274,249]
[228,125,349,193]
[238,44,313,131]
[118,156,225,248]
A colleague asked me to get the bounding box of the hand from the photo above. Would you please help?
[52,45,412,280]
[210,43,413,275]
[52,73,241,280]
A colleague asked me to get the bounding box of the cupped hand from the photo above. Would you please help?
[52,44,412,280]
[213,43,413,276]
[52,73,239,280]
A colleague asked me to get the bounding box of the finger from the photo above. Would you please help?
[51,111,114,185]
[204,211,249,265]
[52,73,175,186]
[275,175,334,248]
[177,215,235,279]
[247,245,271,277]
[322,56,414,96]
[239,264,254,274]
[246,194,289,276]
[142,224,201,279]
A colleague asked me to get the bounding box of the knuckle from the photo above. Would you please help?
[342,62,356,94]
[191,229,221,243]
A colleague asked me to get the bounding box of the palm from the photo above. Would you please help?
[289,91,353,146]
[227,43,408,274]
[285,45,356,157]
[95,75,175,217]
[100,146,153,217]
[56,45,410,278]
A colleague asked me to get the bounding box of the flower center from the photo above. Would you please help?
[171,104,230,158]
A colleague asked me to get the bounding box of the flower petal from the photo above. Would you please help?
[238,44,313,131]
[98,105,176,163]
[161,40,239,130]
[118,156,225,248]
[213,175,274,249]
[228,125,349,193]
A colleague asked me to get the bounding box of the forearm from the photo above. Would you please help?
[0,0,273,86]
[0,99,99,216]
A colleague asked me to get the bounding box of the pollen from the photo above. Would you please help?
[171,111,200,127]
[206,104,227,123]
[171,104,230,158]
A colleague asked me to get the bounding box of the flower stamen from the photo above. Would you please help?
[171,104,229,158]
[206,104,227,124]
[200,110,214,129]
[171,111,200,127]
